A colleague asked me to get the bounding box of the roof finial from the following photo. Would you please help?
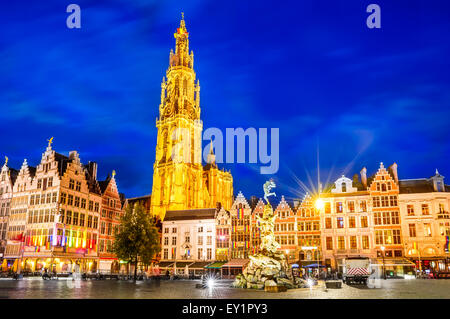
[112,170,116,177]
[3,156,8,167]
[179,11,186,30]
[47,137,54,148]
[209,138,214,154]
[436,168,440,175]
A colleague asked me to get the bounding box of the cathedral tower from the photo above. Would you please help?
[150,14,233,220]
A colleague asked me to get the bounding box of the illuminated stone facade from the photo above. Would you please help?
[215,206,231,261]
[319,176,374,271]
[0,160,18,264]
[4,160,33,265]
[2,140,124,273]
[230,192,252,259]
[398,170,450,272]
[150,15,233,220]
[274,196,297,262]
[98,172,124,272]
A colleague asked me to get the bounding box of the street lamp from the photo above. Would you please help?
[314,198,325,211]
[380,245,386,280]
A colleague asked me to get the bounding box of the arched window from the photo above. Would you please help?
[342,183,347,193]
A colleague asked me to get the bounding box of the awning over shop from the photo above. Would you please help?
[222,259,249,268]
[189,262,210,269]
[372,258,416,267]
[304,263,326,268]
[205,262,226,269]
[174,262,194,268]
[299,260,320,267]
[157,261,175,268]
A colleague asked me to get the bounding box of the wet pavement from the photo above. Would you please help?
[0,278,449,299]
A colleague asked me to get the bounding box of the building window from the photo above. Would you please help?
[172,227,177,233]
[69,179,75,190]
[373,197,380,208]
[164,237,169,245]
[337,236,345,250]
[60,209,66,223]
[313,221,320,231]
[349,216,356,228]
[73,212,79,226]
[424,223,432,237]
[325,218,332,229]
[198,236,203,245]
[375,230,383,245]
[383,212,391,225]
[407,205,414,216]
[172,237,177,245]
[66,211,72,225]
[198,248,203,260]
[288,234,295,245]
[198,226,203,233]
[389,196,398,207]
[348,201,355,213]
[336,202,343,213]
[68,195,73,206]
[76,181,81,192]
[207,236,212,245]
[164,227,169,234]
[185,236,190,243]
[337,217,344,228]
[360,200,367,212]
[361,216,368,228]
[207,248,212,260]
[362,236,369,249]
[326,237,333,250]
[391,211,399,224]
[409,224,416,237]
[393,229,401,244]
[305,222,312,231]
[350,236,357,249]
[422,204,430,215]
[325,202,331,214]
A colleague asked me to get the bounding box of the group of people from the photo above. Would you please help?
[40,268,57,280]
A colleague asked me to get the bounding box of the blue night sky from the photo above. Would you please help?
[1,1,449,201]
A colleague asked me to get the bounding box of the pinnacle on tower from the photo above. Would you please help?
[207,138,216,165]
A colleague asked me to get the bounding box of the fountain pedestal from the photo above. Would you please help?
[233,202,307,290]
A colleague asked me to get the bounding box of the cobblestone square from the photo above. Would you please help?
[1,279,450,299]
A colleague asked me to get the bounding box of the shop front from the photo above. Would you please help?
[372,258,416,278]
[221,259,249,279]
[408,257,450,276]
[205,261,226,277]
